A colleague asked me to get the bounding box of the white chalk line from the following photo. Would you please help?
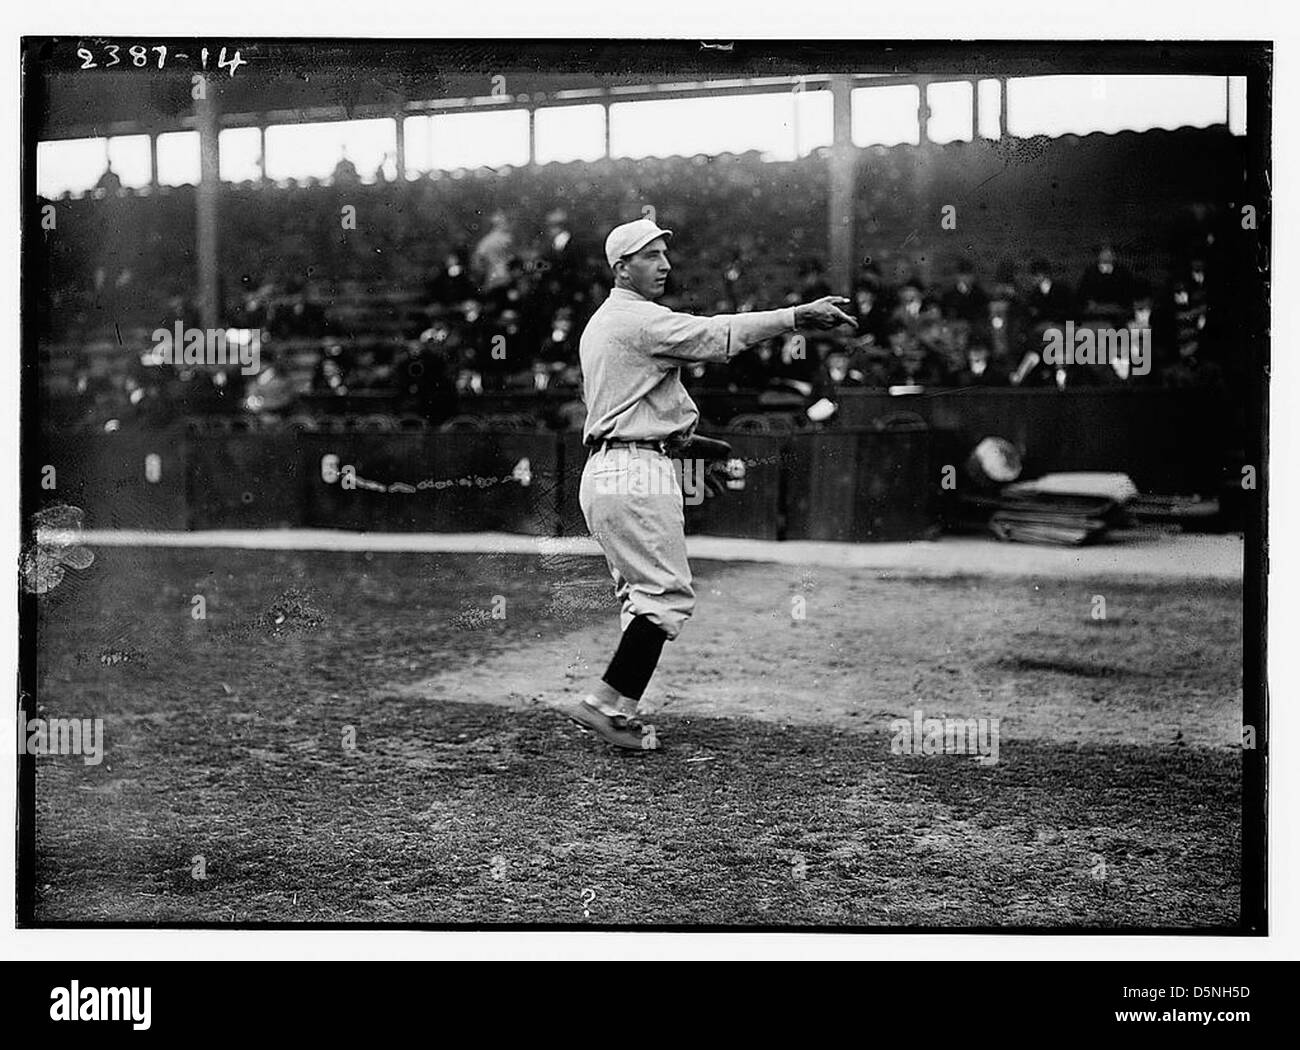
[36,528,1243,579]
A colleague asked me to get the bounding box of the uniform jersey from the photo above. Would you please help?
[580,287,796,445]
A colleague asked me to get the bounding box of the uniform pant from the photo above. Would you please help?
[579,446,695,641]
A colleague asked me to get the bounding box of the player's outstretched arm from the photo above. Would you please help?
[645,295,855,365]
[794,295,858,331]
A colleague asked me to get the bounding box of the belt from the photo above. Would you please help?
[587,438,669,456]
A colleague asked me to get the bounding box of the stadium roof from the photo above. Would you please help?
[26,39,1264,141]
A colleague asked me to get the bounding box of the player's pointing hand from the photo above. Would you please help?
[794,295,858,331]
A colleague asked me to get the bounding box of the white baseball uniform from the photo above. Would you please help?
[579,287,796,639]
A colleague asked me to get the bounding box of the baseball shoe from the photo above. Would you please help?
[561,700,660,752]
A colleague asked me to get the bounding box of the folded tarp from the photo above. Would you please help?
[1003,472,1139,504]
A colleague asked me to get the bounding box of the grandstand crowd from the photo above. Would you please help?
[36,129,1239,431]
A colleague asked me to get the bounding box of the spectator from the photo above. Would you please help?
[1077,244,1134,324]
[480,307,527,391]
[888,343,949,388]
[984,259,1027,364]
[890,280,931,336]
[538,306,578,366]
[1170,277,1210,363]
[1016,332,1112,389]
[1170,201,1218,268]
[770,329,819,390]
[39,145,1249,421]
[922,316,967,378]
[1025,257,1074,332]
[311,343,351,398]
[1163,264,1223,392]
[940,258,988,323]
[331,151,360,187]
[94,162,122,195]
[472,211,515,295]
[539,208,590,309]
[399,329,459,424]
[1119,282,1172,384]
[1068,322,1131,387]
[448,298,489,390]
[844,333,893,388]
[855,257,885,296]
[243,353,297,422]
[953,335,1011,388]
[1187,253,1210,298]
[811,346,855,403]
[487,256,540,346]
[850,283,889,347]
[721,251,747,311]
[884,321,948,388]
[428,250,476,305]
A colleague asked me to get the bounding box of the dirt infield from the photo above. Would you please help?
[27,545,1245,927]
[384,560,1243,750]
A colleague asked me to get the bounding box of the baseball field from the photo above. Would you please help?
[29,539,1243,928]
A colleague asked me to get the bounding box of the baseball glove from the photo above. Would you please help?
[665,433,734,462]
[667,434,744,499]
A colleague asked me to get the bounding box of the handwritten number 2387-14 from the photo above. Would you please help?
[76,45,246,76]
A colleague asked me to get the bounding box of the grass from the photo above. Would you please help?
[28,547,1243,928]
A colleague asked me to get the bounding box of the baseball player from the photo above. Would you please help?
[562,217,855,751]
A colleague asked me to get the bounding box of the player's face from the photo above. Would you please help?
[620,238,672,300]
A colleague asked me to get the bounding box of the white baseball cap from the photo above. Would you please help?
[604,218,673,269]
